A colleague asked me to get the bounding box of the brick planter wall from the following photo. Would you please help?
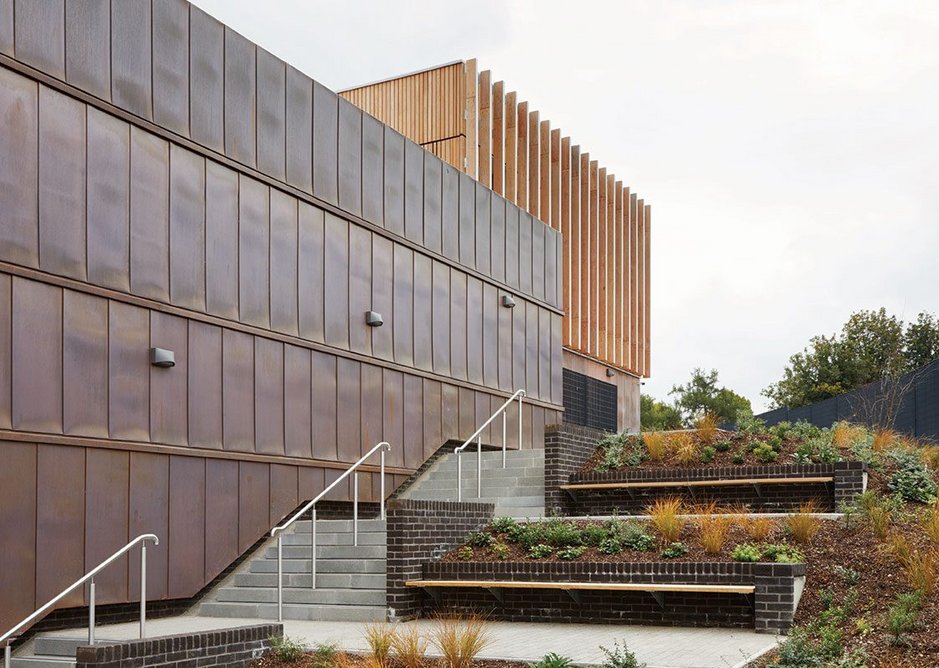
[386,499,494,621]
[544,424,605,515]
[416,561,804,634]
[75,624,281,668]
[565,461,866,514]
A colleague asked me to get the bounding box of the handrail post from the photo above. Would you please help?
[502,410,507,468]
[139,543,147,639]
[457,452,462,502]
[353,472,359,547]
[380,448,386,520]
[311,508,317,590]
[5,642,11,668]
[476,435,482,498]
[277,534,283,621]
[88,578,95,645]
[518,392,524,450]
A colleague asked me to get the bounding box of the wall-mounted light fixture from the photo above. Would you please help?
[150,347,176,368]
[365,311,384,327]
[501,294,516,309]
[606,368,615,378]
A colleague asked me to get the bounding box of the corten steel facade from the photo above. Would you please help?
[0,1,564,632]
[340,60,651,430]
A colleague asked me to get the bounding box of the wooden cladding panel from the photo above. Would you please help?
[539,120,550,226]
[477,69,491,187]
[516,101,528,211]
[504,91,517,203]
[491,81,504,195]
[528,110,539,219]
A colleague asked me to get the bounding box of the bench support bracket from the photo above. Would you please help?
[485,587,504,604]
[421,587,442,604]
[563,588,582,605]
[650,590,665,610]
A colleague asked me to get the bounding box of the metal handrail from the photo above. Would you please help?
[269,440,392,621]
[1,534,159,668]
[455,389,526,501]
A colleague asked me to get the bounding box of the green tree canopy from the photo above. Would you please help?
[640,394,682,431]
[763,308,939,409]
[668,368,752,426]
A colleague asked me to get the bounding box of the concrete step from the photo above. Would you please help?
[406,484,544,497]
[250,558,386,574]
[426,463,545,477]
[290,520,386,533]
[215,586,385,606]
[496,508,545,519]
[281,532,386,546]
[11,657,75,668]
[263,545,385,560]
[233,572,386,589]
[33,638,107,658]
[198,601,387,622]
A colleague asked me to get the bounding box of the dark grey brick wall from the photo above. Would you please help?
[75,624,281,668]
[385,498,494,620]
[544,423,604,515]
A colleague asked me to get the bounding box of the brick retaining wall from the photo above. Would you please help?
[75,624,281,668]
[386,498,494,621]
[416,561,804,634]
[544,424,604,515]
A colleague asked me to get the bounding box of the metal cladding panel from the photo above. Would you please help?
[361,113,384,226]
[127,451,168,600]
[270,191,299,335]
[238,177,271,328]
[189,6,224,151]
[518,211,533,294]
[551,312,563,404]
[512,303,525,399]
[0,69,38,267]
[360,364,382,450]
[151,0,189,135]
[458,173,476,267]
[403,374,423,468]
[188,321,223,449]
[392,244,414,366]
[458,387,474,437]
[254,338,285,456]
[449,271,467,381]
[149,311,188,446]
[0,276,10,428]
[525,301,539,395]
[297,203,325,341]
[370,235,394,361]
[270,464,298,527]
[65,0,111,101]
[168,455,205,597]
[312,80,339,205]
[0,441,36,632]
[110,0,152,120]
[382,126,405,234]
[36,444,84,607]
[221,329,255,453]
[441,382,459,441]
[441,163,460,261]
[413,254,433,372]
[538,308,551,401]
[284,344,312,458]
[311,350,338,461]
[544,228,557,307]
[107,301,149,441]
[431,260,450,376]
[85,449,129,603]
[423,154,442,254]
[348,225,372,355]
[257,48,286,180]
[0,0,12,55]
[204,458,238,580]
[338,97,363,217]
[204,161,239,318]
[169,146,206,311]
[382,368,403,462]
[38,86,86,281]
[489,196,505,283]
[504,204,519,289]
[497,290,513,392]
[285,65,313,192]
[482,283,498,388]
[87,108,130,291]
[336,357,361,462]
[404,139,423,243]
[474,184,491,275]
[238,462,271,552]
[14,0,65,79]
[130,128,170,301]
[465,276,483,385]
[12,279,62,433]
[421,378,441,459]
[532,219,545,302]
[323,213,350,348]
[62,291,108,437]
[223,27,256,166]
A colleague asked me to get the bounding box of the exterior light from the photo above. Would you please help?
[606,368,615,378]
[366,311,384,327]
[150,347,175,368]
[501,295,516,308]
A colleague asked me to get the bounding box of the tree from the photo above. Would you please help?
[763,308,939,409]
[640,394,682,431]
[669,368,752,425]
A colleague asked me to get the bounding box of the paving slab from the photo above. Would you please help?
[42,615,779,668]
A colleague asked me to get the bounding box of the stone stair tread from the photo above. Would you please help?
[198,601,387,622]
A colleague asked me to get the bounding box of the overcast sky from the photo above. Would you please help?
[193,0,939,413]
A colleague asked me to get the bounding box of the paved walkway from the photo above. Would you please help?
[44,615,779,668]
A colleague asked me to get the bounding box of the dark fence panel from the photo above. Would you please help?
[756,359,939,442]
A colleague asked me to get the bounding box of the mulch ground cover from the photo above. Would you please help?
[253,654,527,668]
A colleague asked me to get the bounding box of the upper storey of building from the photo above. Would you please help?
[340,60,651,378]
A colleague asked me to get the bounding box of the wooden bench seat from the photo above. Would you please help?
[560,476,833,491]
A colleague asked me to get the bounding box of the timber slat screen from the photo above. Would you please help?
[341,60,651,378]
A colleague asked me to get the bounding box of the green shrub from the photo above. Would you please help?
[511,524,548,549]
[607,519,655,551]
[731,544,761,562]
[888,450,938,503]
[457,546,474,561]
[528,543,553,559]
[887,590,923,646]
[491,542,510,560]
[490,516,518,534]
[760,543,804,563]
[543,520,584,547]
[732,452,745,465]
[660,542,687,559]
[753,443,778,463]
[558,545,588,560]
[582,524,608,546]
[832,565,861,585]
[269,635,308,663]
[817,441,842,464]
[529,653,575,668]
[599,640,646,668]
[310,643,338,668]
[715,439,731,452]
[738,416,768,437]
[467,531,494,547]
[767,629,824,667]
[598,537,622,555]
[700,446,716,464]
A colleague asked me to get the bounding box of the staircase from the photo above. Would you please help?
[398,448,546,518]
[7,635,105,668]
[196,517,388,622]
